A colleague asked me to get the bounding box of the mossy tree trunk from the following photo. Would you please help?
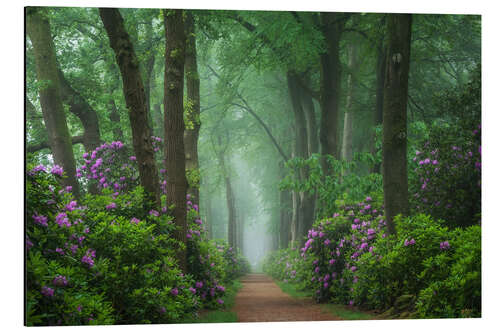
[382,14,412,235]
[319,12,344,172]
[109,97,124,143]
[287,71,315,241]
[163,9,189,272]
[143,17,156,135]
[279,160,292,249]
[184,11,202,208]
[99,8,161,208]
[26,7,80,198]
[372,28,387,174]
[341,40,360,163]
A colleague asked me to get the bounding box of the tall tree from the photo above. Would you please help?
[287,71,313,241]
[99,8,160,207]
[372,31,386,174]
[184,11,202,207]
[26,7,81,198]
[382,14,412,235]
[163,9,189,272]
[213,133,237,249]
[341,38,360,162]
[318,12,345,170]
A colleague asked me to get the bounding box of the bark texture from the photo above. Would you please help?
[300,73,319,156]
[109,97,124,142]
[57,66,101,153]
[319,12,344,170]
[143,17,156,135]
[382,14,412,235]
[279,161,292,249]
[99,8,160,208]
[163,9,189,272]
[372,35,387,174]
[184,12,201,207]
[341,41,359,162]
[287,72,315,241]
[26,8,80,198]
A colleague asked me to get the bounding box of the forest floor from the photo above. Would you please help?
[233,274,341,322]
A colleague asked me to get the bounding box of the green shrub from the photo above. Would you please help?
[415,225,481,318]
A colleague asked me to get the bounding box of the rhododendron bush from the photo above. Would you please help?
[26,141,249,326]
[264,197,481,318]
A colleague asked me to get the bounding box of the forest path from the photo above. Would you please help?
[233,273,341,322]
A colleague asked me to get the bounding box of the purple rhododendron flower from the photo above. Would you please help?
[217,299,224,304]
[66,201,78,211]
[171,288,179,296]
[440,241,450,250]
[70,244,78,254]
[53,275,68,287]
[30,164,46,174]
[55,212,72,228]
[149,209,159,217]
[106,202,117,210]
[130,217,140,224]
[129,156,136,161]
[196,281,203,289]
[32,214,48,227]
[51,165,64,176]
[41,286,55,297]
[189,287,196,294]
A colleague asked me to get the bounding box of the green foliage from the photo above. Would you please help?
[264,199,481,319]
[26,159,234,325]
[280,153,382,218]
[415,225,481,318]
[186,167,200,189]
[409,66,481,228]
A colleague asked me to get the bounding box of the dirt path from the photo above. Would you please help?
[233,274,341,322]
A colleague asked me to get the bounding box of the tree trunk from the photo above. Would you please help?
[204,194,213,239]
[237,214,244,252]
[382,14,412,235]
[224,175,236,248]
[279,160,292,249]
[287,71,315,242]
[109,97,124,142]
[341,41,359,162]
[163,9,189,272]
[372,33,386,174]
[99,8,160,208]
[299,73,319,156]
[57,67,101,153]
[319,12,344,171]
[26,8,80,198]
[184,12,202,208]
[143,18,155,135]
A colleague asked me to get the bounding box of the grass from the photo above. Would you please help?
[180,279,243,324]
[321,303,374,320]
[274,279,374,321]
[275,280,312,299]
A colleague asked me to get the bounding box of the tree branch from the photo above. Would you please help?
[207,64,289,161]
[27,135,85,153]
